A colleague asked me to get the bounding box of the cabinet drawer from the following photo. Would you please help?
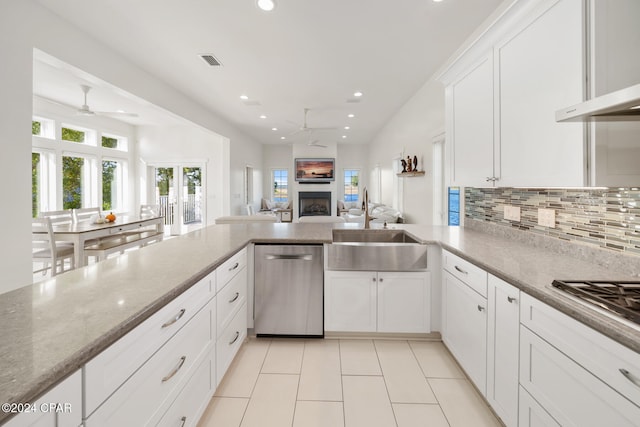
[86,305,213,426]
[518,386,560,427]
[84,275,213,415]
[442,250,487,297]
[520,326,640,426]
[216,248,247,294]
[217,265,247,338]
[216,302,247,387]
[157,353,212,427]
[520,293,640,408]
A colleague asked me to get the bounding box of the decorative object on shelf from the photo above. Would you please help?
[413,155,418,171]
[406,156,413,172]
[399,155,423,176]
[401,159,407,173]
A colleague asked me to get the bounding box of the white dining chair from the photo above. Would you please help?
[40,209,74,226]
[32,217,75,277]
[72,207,102,223]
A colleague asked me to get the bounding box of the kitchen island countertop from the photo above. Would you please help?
[1,222,638,424]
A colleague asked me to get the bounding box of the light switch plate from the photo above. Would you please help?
[504,205,521,222]
[538,208,555,228]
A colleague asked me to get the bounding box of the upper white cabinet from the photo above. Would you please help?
[497,0,585,187]
[442,0,587,187]
[447,53,496,187]
[589,0,640,186]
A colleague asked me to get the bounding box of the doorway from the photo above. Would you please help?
[153,164,205,235]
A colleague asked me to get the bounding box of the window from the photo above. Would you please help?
[344,169,359,202]
[101,133,128,151]
[448,187,460,226]
[102,159,125,211]
[62,155,85,209]
[32,153,40,217]
[32,117,54,138]
[61,125,96,145]
[272,169,288,202]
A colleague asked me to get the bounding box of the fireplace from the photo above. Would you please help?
[299,192,331,217]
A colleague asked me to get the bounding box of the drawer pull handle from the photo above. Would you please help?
[179,416,187,427]
[162,356,186,382]
[454,265,468,275]
[161,309,186,329]
[228,262,240,271]
[507,296,517,303]
[620,369,640,388]
[379,278,384,283]
[372,277,377,282]
[229,331,240,345]
[265,254,313,261]
[477,305,485,312]
[228,292,240,303]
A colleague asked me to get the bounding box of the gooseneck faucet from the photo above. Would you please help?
[363,187,372,229]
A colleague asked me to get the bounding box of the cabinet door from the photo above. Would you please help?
[447,54,495,187]
[487,275,520,427]
[498,0,585,187]
[378,272,431,333]
[519,386,560,427]
[324,271,376,332]
[442,271,487,395]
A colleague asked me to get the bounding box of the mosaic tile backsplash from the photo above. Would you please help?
[465,187,640,257]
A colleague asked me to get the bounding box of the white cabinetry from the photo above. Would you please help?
[447,53,495,187]
[3,371,81,427]
[497,0,585,187]
[519,293,640,426]
[487,275,520,427]
[324,270,430,333]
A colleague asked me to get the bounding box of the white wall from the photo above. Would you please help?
[368,79,445,224]
[137,125,225,225]
[230,137,264,216]
[0,1,262,293]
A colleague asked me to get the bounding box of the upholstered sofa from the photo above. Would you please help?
[338,200,403,224]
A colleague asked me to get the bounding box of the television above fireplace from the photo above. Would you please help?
[295,158,335,183]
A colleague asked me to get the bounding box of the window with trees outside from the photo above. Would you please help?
[344,169,359,202]
[272,169,288,202]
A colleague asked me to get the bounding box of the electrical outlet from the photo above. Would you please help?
[504,205,521,222]
[538,208,556,228]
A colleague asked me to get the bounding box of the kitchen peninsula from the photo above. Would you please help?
[1,222,639,425]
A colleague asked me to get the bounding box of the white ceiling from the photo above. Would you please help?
[34,0,504,144]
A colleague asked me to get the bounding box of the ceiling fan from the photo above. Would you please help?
[308,139,328,148]
[75,85,138,117]
[288,108,337,136]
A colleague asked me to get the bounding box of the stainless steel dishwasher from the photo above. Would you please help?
[254,244,323,337]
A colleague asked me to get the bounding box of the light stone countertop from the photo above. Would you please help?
[1,222,639,424]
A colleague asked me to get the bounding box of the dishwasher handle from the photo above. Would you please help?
[264,254,314,261]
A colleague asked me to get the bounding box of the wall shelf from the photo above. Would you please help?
[397,171,426,177]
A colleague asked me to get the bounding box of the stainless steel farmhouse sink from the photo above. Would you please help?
[327,229,428,271]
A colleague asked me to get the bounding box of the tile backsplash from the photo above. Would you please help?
[465,187,640,257]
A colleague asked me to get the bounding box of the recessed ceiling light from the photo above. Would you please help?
[240,95,249,100]
[271,127,278,131]
[280,136,286,140]
[353,91,363,97]
[347,114,355,118]
[260,115,267,119]
[342,135,347,139]
[344,126,350,130]
[257,0,276,11]
[433,0,444,2]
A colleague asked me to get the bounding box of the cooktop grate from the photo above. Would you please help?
[551,280,640,326]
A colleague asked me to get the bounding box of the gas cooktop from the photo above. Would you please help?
[551,280,640,326]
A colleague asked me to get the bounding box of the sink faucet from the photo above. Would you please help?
[363,187,373,229]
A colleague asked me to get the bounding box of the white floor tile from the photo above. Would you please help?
[261,339,305,374]
[409,341,465,379]
[215,339,270,398]
[342,376,397,427]
[298,339,343,401]
[339,339,382,375]
[293,401,345,427]
[374,340,437,404]
[197,397,248,427]
[429,378,502,427]
[393,403,449,427]
[240,374,299,427]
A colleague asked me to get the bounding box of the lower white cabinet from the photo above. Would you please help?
[216,302,248,387]
[518,386,560,427]
[442,270,487,395]
[324,270,430,333]
[486,275,520,427]
[3,371,82,427]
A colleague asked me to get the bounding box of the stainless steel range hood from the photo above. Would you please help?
[556,83,640,122]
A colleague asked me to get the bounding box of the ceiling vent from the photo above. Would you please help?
[199,54,222,67]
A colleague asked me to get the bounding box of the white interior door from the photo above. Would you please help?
[153,164,205,235]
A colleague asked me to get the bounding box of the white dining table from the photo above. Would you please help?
[46,215,165,267]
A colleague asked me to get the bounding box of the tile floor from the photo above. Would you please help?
[198,338,503,427]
